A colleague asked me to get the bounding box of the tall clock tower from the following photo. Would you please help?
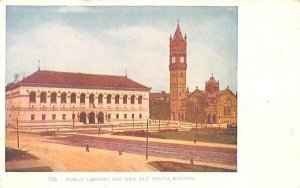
[169,20,187,121]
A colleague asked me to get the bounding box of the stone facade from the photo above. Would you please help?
[186,75,237,125]
[5,70,150,127]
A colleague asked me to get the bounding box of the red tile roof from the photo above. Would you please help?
[6,70,151,91]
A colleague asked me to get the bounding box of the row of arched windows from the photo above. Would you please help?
[29,91,143,105]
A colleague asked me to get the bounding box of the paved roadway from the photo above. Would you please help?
[47,135,237,166]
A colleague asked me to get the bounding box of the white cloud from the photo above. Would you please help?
[6,23,237,92]
[57,6,93,13]
[6,23,171,91]
[187,43,237,92]
[7,23,112,81]
[104,26,167,51]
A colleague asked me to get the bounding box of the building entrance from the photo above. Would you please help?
[89,112,95,124]
[80,112,86,124]
[98,112,104,124]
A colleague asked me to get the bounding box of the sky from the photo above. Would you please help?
[6,6,237,92]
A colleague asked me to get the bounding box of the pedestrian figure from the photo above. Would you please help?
[190,156,194,165]
[86,144,90,152]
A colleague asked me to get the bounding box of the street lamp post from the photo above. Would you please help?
[132,116,135,129]
[146,119,149,160]
[219,111,221,128]
[97,113,101,136]
[194,106,197,144]
[158,117,160,132]
[72,110,75,131]
[98,119,101,136]
[16,112,20,148]
[194,118,198,144]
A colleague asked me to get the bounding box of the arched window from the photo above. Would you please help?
[29,91,36,103]
[61,93,67,103]
[98,94,103,104]
[50,92,57,103]
[212,114,217,123]
[224,99,232,116]
[89,94,94,104]
[80,93,86,103]
[123,95,128,104]
[138,95,143,104]
[40,92,47,103]
[107,94,112,104]
[115,95,120,104]
[207,114,211,124]
[131,95,135,104]
[71,93,76,103]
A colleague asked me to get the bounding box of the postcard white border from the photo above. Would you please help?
[1,1,300,188]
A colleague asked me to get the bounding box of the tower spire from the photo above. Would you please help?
[173,19,184,41]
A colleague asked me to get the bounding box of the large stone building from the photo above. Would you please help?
[185,74,237,125]
[5,70,150,127]
[168,22,237,125]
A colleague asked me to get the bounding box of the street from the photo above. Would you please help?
[47,134,237,166]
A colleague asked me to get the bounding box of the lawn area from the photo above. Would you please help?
[6,166,53,172]
[5,147,53,172]
[112,128,237,144]
[5,147,39,162]
[148,161,235,172]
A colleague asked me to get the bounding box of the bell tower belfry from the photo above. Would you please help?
[169,20,187,121]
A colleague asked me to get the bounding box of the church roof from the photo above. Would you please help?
[6,70,151,91]
[206,74,219,86]
[187,88,205,98]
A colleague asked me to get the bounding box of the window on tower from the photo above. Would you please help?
[180,56,184,63]
[172,56,176,63]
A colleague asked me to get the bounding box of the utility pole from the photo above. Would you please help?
[72,110,75,131]
[158,118,160,132]
[219,111,221,128]
[16,113,20,148]
[194,118,198,144]
[98,121,101,136]
[133,116,135,129]
[146,119,149,160]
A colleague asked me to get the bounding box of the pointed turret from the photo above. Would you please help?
[172,20,185,41]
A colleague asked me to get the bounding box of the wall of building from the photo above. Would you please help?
[6,86,150,127]
[216,90,237,125]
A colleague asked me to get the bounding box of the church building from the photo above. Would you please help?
[169,21,237,125]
